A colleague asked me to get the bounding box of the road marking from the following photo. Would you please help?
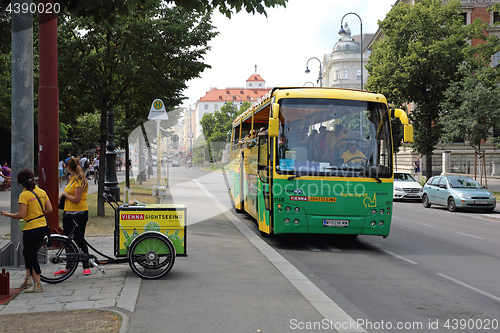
[412,221,435,228]
[437,273,500,303]
[380,249,418,265]
[193,179,367,333]
[304,242,322,252]
[323,244,342,252]
[455,232,485,240]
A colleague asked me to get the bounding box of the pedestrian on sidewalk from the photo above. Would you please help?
[1,161,11,190]
[58,157,91,276]
[58,157,65,187]
[1,168,53,293]
[414,157,421,177]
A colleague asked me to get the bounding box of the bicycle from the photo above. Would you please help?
[185,160,192,169]
[36,191,183,283]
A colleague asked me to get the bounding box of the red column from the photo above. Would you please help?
[38,1,60,233]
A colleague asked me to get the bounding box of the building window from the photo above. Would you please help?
[461,12,467,25]
[493,51,500,68]
[214,104,218,111]
[336,71,341,81]
[249,83,253,87]
[357,69,361,80]
[344,69,349,80]
[204,104,209,110]
[259,83,262,87]
[494,12,500,24]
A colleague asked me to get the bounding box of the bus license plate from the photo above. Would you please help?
[323,219,349,227]
[475,200,488,204]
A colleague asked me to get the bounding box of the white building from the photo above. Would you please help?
[322,23,374,89]
[194,73,271,135]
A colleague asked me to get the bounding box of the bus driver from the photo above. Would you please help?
[341,140,366,164]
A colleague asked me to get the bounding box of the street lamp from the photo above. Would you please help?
[225,94,242,120]
[305,57,323,87]
[339,12,363,90]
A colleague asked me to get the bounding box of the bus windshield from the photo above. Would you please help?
[276,98,392,178]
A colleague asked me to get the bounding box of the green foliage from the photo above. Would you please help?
[199,101,250,161]
[365,0,491,176]
[51,0,287,24]
[57,3,217,149]
[440,65,500,151]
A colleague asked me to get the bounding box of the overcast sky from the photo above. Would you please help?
[181,0,396,108]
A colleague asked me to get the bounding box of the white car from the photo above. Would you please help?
[393,172,423,200]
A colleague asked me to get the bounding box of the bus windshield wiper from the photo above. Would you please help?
[357,170,382,183]
[288,175,304,181]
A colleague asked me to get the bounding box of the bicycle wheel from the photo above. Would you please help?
[37,235,79,284]
[128,232,175,279]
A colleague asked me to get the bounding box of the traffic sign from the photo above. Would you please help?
[148,99,169,120]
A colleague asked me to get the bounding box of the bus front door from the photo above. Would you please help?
[257,134,272,234]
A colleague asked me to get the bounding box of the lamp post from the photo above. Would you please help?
[305,57,323,87]
[225,94,242,121]
[105,108,120,200]
[339,12,363,90]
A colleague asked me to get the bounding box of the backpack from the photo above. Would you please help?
[83,158,89,169]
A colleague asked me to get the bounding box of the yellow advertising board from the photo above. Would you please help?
[116,205,186,256]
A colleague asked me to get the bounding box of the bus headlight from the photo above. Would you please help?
[370,221,377,226]
[379,221,384,226]
[284,218,290,224]
[293,219,300,224]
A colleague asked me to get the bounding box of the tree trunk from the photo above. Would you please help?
[426,152,432,179]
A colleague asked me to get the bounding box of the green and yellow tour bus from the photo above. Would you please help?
[228,87,413,237]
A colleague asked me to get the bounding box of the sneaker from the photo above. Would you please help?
[19,276,33,290]
[25,282,43,293]
[54,269,70,275]
[83,268,91,276]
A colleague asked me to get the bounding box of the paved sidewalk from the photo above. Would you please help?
[0,235,141,315]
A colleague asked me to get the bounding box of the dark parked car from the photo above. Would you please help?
[422,175,496,212]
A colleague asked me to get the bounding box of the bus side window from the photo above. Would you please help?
[232,124,241,150]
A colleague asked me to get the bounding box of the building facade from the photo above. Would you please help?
[322,23,374,90]
[194,73,271,136]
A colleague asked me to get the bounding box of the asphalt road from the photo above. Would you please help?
[253,200,500,333]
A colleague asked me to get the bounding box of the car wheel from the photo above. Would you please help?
[422,194,431,208]
[447,197,457,212]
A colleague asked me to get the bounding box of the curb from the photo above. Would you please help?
[107,309,130,333]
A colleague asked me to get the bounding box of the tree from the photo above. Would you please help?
[52,0,287,24]
[440,64,500,179]
[200,101,250,161]
[57,2,217,215]
[366,0,482,177]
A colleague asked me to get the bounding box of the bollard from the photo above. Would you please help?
[0,268,9,296]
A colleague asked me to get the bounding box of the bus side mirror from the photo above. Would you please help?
[403,124,413,143]
[268,103,280,137]
[268,118,279,137]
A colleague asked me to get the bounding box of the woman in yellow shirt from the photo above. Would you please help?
[57,157,90,276]
[1,168,53,293]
